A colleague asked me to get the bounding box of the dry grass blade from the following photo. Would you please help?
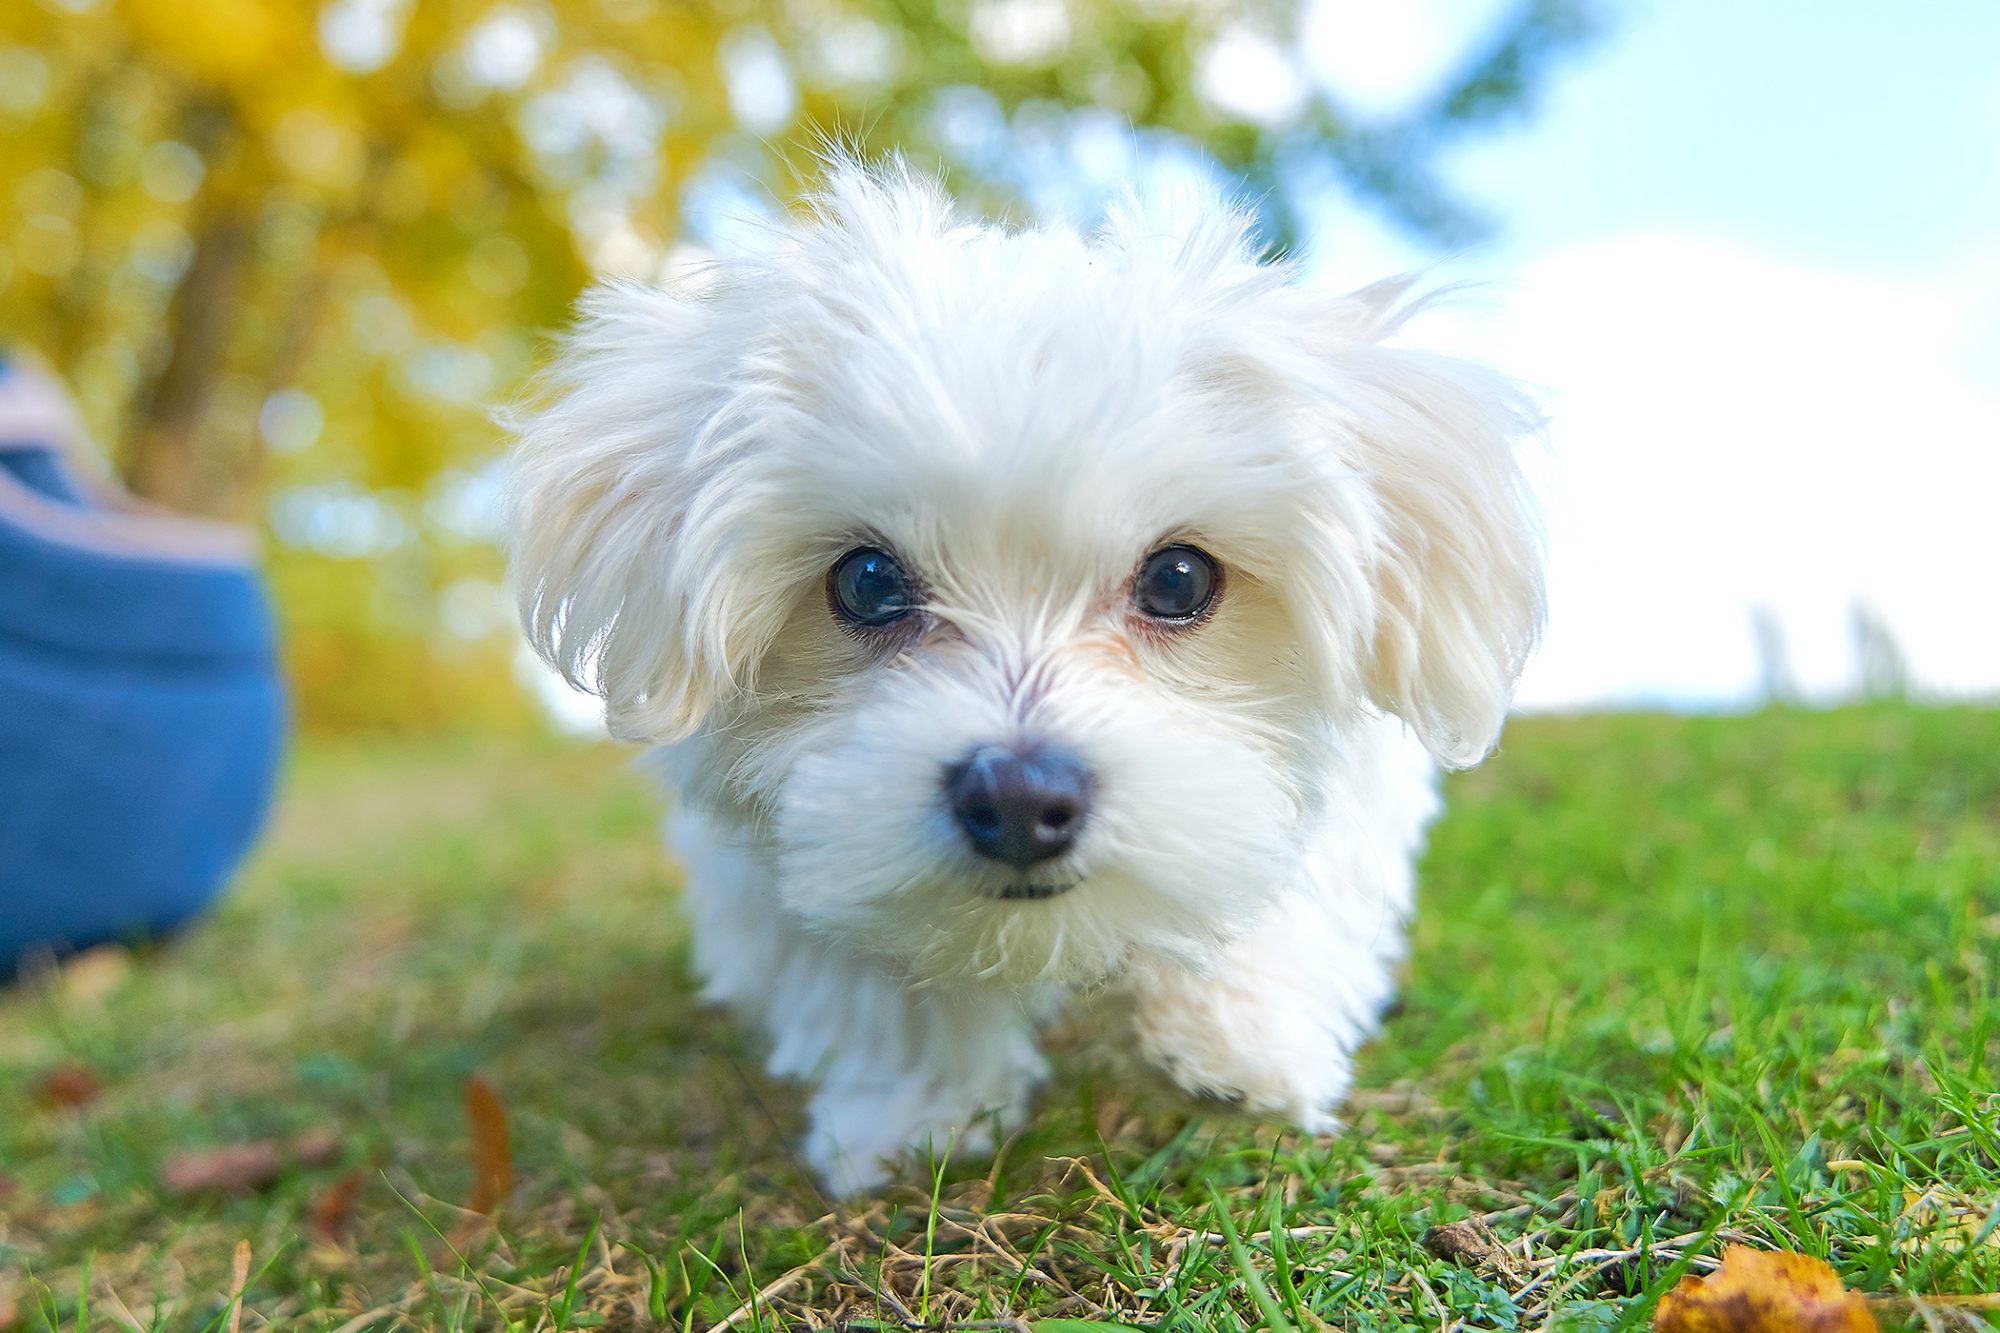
[709,1257,825,1332]
[464,1074,512,1215]
[226,1239,251,1333]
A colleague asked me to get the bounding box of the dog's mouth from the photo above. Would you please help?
[991,878,1080,901]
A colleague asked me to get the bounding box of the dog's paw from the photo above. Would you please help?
[1131,975,1358,1134]
[1155,1049,1349,1134]
[804,1128,896,1197]
[803,1083,1017,1196]
[805,1116,998,1197]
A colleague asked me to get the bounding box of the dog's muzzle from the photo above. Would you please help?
[945,743,1092,871]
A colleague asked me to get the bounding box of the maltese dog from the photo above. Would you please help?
[507,162,1544,1193]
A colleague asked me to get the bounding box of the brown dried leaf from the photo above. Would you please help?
[1656,1245,1877,1333]
[161,1142,284,1198]
[310,1171,365,1242]
[160,1129,348,1199]
[33,1062,102,1109]
[464,1074,511,1215]
[1424,1220,1497,1266]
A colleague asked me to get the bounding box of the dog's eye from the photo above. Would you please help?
[1132,544,1220,623]
[828,546,916,627]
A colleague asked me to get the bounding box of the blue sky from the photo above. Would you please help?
[1287,0,2000,709]
[1445,0,2000,276]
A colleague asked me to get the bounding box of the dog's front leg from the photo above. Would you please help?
[792,966,1049,1194]
[678,817,1048,1193]
[1127,892,1405,1133]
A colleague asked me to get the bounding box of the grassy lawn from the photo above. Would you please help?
[2,705,1997,1331]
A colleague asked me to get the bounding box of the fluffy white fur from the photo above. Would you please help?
[507,162,1544,1194]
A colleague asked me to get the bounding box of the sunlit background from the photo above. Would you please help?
[4,0,1993,737]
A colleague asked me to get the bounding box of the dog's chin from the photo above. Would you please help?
[773,855,1247,989]
[986,877,1081,902]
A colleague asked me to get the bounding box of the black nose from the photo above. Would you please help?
[945,744,1092,869]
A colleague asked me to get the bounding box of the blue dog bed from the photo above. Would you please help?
[0,360,285,976]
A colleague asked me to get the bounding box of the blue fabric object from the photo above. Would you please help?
[0,360,285,976]
[0,449,89,506]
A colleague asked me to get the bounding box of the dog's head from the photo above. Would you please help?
[509,163,1543,986]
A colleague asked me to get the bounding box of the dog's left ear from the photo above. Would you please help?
[506,279,791,744]
[1319,295,1547,767]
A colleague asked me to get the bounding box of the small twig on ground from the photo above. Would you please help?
[1186,1225,1349,1248]
[710,1258,823,1332]
[844,1312,1032,1320]
[866,1282,924,1326]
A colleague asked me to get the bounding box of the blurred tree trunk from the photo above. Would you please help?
[123,166,256,518]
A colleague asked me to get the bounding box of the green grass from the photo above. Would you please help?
[2,705,1997,1330]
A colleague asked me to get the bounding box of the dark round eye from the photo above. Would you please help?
[828,546,916,627]
[1133,544,1220,622]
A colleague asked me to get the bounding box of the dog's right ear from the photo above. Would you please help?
[507,278,781,743]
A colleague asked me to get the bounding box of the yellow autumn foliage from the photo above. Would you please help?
[118,0,299,93]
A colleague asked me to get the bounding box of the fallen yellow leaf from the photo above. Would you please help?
[1656,1246,1876,1333]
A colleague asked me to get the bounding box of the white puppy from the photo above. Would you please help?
[507,162,1544,1194]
